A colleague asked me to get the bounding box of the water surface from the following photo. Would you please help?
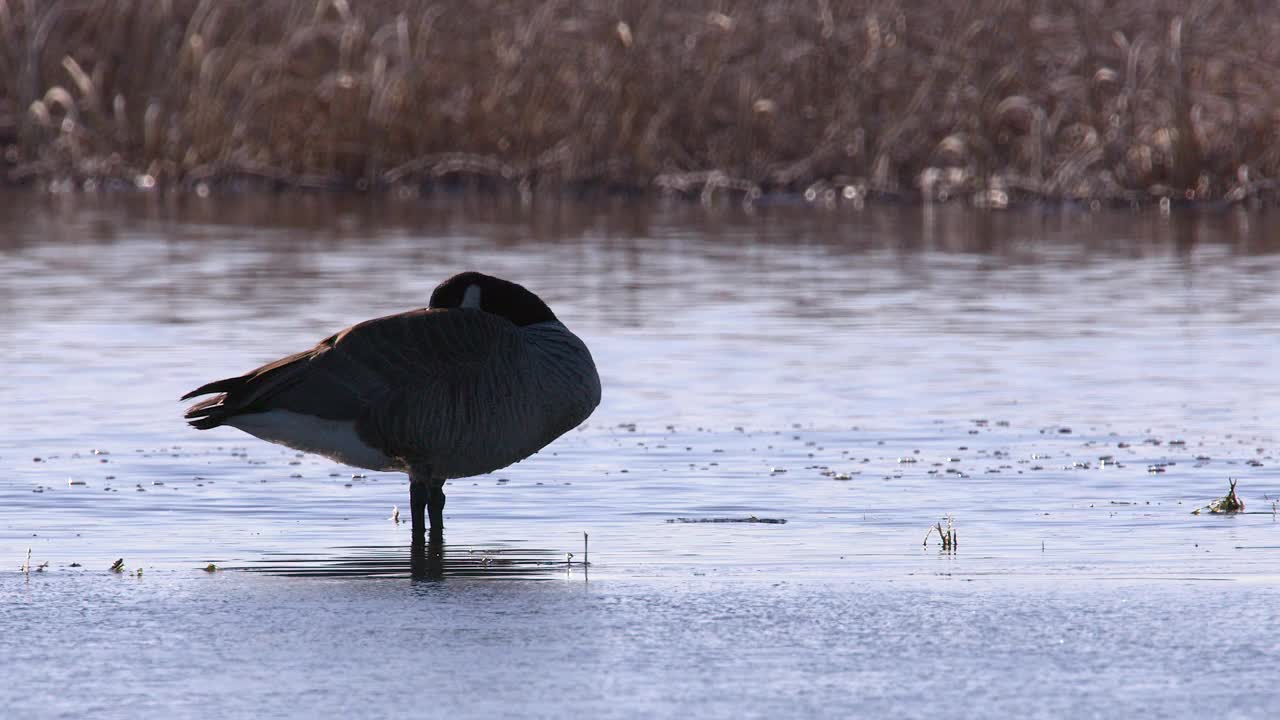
[2,194,1278,717]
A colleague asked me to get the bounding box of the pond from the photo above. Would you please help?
[2,192,1278,718]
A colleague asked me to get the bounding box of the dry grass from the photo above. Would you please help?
[2,0,1279,202]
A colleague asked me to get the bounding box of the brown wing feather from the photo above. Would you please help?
[181,345,329,429]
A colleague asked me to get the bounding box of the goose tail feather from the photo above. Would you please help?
[182,375,250,429]
[180,376,243,402]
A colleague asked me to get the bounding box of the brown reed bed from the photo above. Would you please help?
[2,0,1279,204]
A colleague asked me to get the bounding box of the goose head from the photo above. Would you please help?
[429,272,558,326]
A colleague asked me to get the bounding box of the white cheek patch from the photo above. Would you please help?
[461,284,483,309]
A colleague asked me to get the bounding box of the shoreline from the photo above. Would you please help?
[5,175,1277,212]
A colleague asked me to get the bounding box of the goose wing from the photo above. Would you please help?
[182,309,525,444]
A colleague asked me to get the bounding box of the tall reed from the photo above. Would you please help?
[1,1,1277,202]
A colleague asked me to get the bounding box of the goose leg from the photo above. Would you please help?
[427,482,446,535]
[409,465,444,542]
[409,475,429,545]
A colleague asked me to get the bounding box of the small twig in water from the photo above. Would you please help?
[584,532,590,567]
[923,515,957,551]
[22,548,31,575]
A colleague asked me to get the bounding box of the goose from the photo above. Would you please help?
[182,271,601,542]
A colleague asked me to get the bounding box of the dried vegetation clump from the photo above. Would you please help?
[923,514,956,550]
[1,0,1279,203]
[1191,478,1245,515]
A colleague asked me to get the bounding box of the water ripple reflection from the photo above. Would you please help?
[240,542,573,580]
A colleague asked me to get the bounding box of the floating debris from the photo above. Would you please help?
[67,478,86,486]
[390,506,400,524]
[1191,479,1245,515]
[667,516,787,524]
[110,558,125,573]
[203,564,219,572]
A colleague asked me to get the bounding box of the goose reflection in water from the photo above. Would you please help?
[239,538,577,581]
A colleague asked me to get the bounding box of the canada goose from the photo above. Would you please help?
[182,271,601,542]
